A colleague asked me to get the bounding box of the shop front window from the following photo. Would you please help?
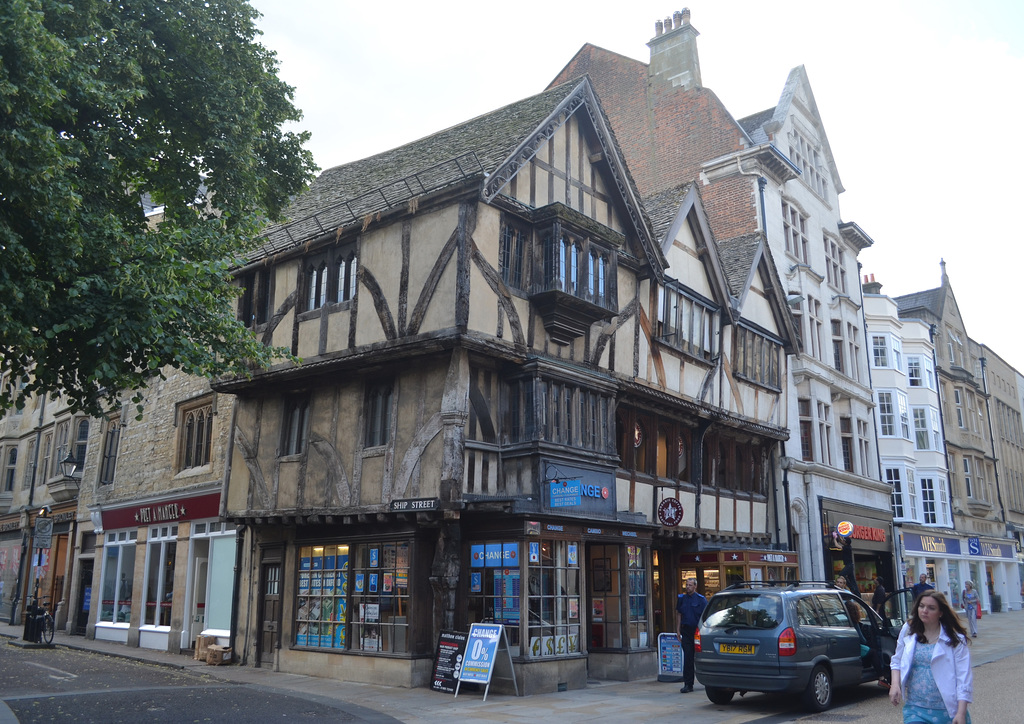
[350,542,411,653]
[190,521,237,634]
[99,530,137,624]
[296,544,350,650]
[626,545,649,648]
[295,541,412,653]
[526,539,581,658]
[143,526,178,627]
[468,540,523,654]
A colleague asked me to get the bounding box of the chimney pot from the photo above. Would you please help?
[655,19,664,36]
[682,8,691,25]
[673,11,682,29]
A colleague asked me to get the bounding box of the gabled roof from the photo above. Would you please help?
[548,43,751,198]
[253,78,661,273]
[895,287,945,319]
[737,108,776,145]
[717,233,762,298]
[755,66,845,195]
[718,232,800,352]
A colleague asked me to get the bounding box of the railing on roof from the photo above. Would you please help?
[260,152,485,250]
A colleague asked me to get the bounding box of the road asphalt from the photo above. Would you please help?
[2,608,1021,723]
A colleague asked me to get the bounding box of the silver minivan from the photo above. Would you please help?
[693,582,897,711]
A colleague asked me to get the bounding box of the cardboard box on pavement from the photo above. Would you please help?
[206,644,232,665]
[194,635,217,661]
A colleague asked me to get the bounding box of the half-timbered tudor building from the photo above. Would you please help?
[216,77,797,693]
[550,9,891,593]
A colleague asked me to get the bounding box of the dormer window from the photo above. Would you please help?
[301,243,359,313]
[239,267,271,328]
[307,261,328,310]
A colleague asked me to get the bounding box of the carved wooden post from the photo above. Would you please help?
[431,349,469,637]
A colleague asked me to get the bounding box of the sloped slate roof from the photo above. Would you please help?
[895,287,944,317]
[716,233,762,297]
[252,81,585,261]
[737,107,776,144]
[642,183,694,243]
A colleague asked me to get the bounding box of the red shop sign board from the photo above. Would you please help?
[101,492,221,531]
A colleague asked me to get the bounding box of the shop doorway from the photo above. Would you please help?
[189,555,208,642]
[586,544,622,649]
[258,561,281,667]
[73,558,93,635]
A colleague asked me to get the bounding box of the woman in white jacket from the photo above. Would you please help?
[889,590,972,724]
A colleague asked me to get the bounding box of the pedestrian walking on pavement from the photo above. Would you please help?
[961,581,979,638]
[872,575,887,617]
[889,590,972,724]
[911,573,934,600]
[675,576,707,694]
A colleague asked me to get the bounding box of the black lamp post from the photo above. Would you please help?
[21,457,71,643]
[59,453,78,479]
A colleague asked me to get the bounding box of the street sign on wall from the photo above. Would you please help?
[33,517,53,549]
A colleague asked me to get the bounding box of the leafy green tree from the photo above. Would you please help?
[0,0,316,416]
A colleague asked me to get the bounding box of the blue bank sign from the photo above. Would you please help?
[549,479,581,507]
[543,464,616,518]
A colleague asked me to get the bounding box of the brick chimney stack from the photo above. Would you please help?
[648,8,701,91]
[862,273,883,295]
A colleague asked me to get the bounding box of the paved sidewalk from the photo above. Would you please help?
[2,608,1021,723]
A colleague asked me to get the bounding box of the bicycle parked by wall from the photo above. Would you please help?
[23,594,54,645]
[38,596,55,645]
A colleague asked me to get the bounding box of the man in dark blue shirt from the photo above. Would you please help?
[675,576,708,693]
[911,573,934,600]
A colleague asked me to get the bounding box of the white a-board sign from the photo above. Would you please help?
[454,622,518,701]
[657,632,685,682]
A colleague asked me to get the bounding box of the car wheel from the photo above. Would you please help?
[802,664,833,712]
[705,687,735,705]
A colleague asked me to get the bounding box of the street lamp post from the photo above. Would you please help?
[21,454,75,642]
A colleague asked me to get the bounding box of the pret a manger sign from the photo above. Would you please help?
[100,492,221,530]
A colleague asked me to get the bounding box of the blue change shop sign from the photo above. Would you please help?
[543,464,616,518]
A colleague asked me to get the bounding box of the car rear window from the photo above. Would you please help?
[703,593,783,630]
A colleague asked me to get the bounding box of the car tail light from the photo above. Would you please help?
[778,627,797,656]
[694,629,702,653]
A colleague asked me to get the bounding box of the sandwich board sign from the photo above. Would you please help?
[454,622,518,701]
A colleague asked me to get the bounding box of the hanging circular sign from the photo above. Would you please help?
[836,520,854,537]
[658,498,684,527]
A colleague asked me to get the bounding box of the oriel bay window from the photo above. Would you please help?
[505,377,614,454]
[536,216,617,310]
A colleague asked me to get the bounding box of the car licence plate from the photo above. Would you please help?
[719,643,755,654]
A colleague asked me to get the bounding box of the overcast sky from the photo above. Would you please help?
[250,0,1024,371]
